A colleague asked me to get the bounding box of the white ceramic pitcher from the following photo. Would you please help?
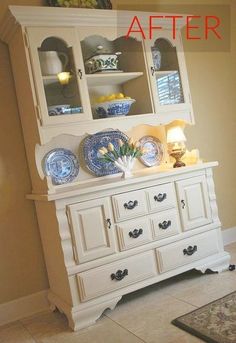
[38,51,68,76]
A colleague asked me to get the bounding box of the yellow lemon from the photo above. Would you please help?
[107,94,116,101]
[116,93,125,99]
[97,96,106,103]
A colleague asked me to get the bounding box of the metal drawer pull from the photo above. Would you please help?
[154,193,167,202]
[181,200,186,209]
[106,218,112,229]
[111,269,128,281]
[158,220,171,230]
[129,228,143,238]
[124,200,138,210]
[78,69,83,79]
[183,245,197,256]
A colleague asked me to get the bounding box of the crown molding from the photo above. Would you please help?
[0,5,189,43]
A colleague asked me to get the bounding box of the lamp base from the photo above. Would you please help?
[173,160,186,168]
[170,151,186,168]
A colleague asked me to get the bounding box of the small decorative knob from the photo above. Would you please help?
[124,200,138,210]
[111,269,128,281]
[129,228,143,238]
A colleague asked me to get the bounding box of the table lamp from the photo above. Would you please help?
[167,127,186,168]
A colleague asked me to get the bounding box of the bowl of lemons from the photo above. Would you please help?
[93,93,136,118]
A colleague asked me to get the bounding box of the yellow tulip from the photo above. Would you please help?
[108,143,114,152]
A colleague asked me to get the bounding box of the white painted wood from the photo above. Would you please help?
[68,198,116,263]
[0,5,229,331]
[0,290,49,326]
[112,189,148,222]
[86,72,144,86]
[77,251,157,301]
[150,208,181,241]
[156,230,220,273]
[146,182,176,213]
[176,175,212,231]
[116,217,153,251]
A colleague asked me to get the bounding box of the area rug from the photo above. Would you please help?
[172,291,236,343]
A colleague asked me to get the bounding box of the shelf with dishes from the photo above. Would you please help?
[35,126,168,193]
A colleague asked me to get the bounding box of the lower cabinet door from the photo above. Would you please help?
[68,198,116,263]
[176,175,212,231]
[156,230,219,273]
[77,251,157,301]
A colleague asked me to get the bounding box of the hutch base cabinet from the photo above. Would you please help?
[31,163,229,330]
[0,6,230,331]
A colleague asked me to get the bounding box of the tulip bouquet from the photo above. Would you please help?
[99,138,147,178]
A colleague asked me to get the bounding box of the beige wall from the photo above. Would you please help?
[0,0,235,305]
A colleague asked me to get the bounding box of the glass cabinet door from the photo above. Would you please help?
[145,30,193,123]
[27,27,91,126]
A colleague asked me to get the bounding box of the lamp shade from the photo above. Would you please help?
[167,127,186,143]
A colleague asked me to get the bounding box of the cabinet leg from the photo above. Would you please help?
[195,252,231,274]
[66,296,122,331]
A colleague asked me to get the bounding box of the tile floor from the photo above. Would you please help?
[0,243,236,343]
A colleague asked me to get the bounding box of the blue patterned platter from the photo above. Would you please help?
[83,130,128,177]
[139,136,164,167]
[44,148,79,185]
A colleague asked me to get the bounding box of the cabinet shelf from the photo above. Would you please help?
[86,72,143,87]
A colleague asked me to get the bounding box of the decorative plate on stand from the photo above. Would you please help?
[139,136,164,167]
[43,148,79,185]
[82,130,128,176]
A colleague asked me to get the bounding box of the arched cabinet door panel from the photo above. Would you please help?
[144,30,194,124]
[26,27,92,126]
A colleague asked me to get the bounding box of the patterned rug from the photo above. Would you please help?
[172,291,236,343]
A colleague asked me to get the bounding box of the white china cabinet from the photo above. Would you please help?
[0,6,229,331]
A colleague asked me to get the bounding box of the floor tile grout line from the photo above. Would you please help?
[104,314,147,343]
[165,292,200,309]
[18,320,38,343]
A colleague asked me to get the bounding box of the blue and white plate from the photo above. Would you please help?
[43,148,79,185]
[83,130,128,177]
[139,136,164,167]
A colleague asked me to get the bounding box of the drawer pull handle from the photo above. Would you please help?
[181,200,186,209]
[159,220,171,230]
[78,69,83,79]
[183,245,197,256]
[111,269,128,281]
[106,218,112,229]
[129,228,143,238]
[124,200,138,210]
[154,193,167,202]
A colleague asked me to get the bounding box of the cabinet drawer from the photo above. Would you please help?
[156,230,219,273]
[77,251,157,301]
[150,209,181,241]
[146,183,176,213]
[117,218,153,251]
[112,190,148,222]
